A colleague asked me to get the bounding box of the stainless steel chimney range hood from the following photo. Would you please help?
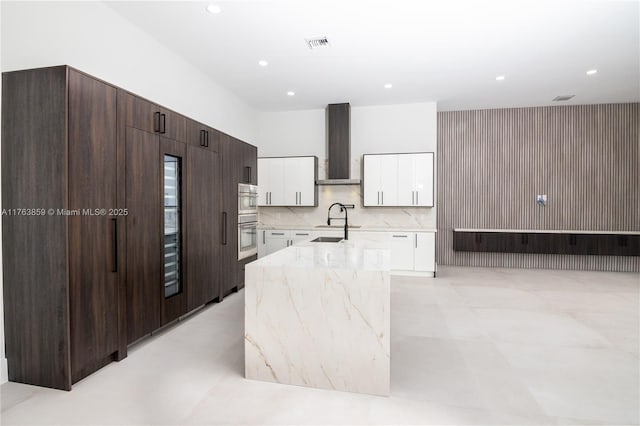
[316,103,361,186]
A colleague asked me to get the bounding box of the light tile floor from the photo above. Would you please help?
[1,266,638,425]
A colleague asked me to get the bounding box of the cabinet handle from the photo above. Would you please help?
[381,191,384,205]
[416,192,418,205]
[295,233,309,236]
[245,166,251,184]
[205,130,210,147]
[392,234,408,238]
[154,111,161,132]
[377,191,380,205]
[415,233,418,248]
[412,191,415,205]
[263,230,266,244]
[160,113,167,134]
[111,218,118,272]
[272,232,285,236]
[200,129,205,146]
[222,212,228,245]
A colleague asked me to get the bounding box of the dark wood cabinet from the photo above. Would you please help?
[119,90,186,143]
[453,230,640,256]
[186,122,221,310]
[123,124,161,343]
[219,135,258,297]
[2,66,121,390]
[2,66,257,390]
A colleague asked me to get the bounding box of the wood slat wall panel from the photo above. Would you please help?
[437,103,640,272]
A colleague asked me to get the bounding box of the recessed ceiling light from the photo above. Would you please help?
[496,75,505,81]
[586,69,598,75]
[287,91,295,96]
[384,83,393,89]
[258,60,268,67]
[206,4,221,14]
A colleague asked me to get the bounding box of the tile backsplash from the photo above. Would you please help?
[258,184,436,229]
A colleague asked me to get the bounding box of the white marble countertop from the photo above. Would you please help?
[454,228,640,235]
[249,240,391,271]
[257,225,437,233]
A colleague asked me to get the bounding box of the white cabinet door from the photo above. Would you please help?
[396,153,434,207]
[257,160,269,206]
[284,157,316,206]
[257,229,267,258]
[397,154,414,206]
[413,153,434,207]
[265,230,290,255]
[414,232,435,272]
[290,229,315,243]
[363,154,398,206]
[363,155,383,206]
[390,232,414,270]
[258,158,285,206]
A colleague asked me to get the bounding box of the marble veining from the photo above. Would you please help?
[245,241,391,396]
[258,159,437,230]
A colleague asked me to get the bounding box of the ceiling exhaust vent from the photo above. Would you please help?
[305,36,330,50]
[553,95,575,102]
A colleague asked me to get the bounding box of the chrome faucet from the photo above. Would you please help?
[327,202,355,240]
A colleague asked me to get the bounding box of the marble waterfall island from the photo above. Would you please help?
[244,240,391,396]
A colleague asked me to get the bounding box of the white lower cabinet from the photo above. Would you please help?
[257,228,436,275]
[265,230,289,255]
[414,232,436,272]
[260,229,317,257]
[390,232,414,271]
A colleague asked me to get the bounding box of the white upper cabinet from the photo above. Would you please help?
[363,154,399,206]
[363,152,434,207]
[258,156,317,207]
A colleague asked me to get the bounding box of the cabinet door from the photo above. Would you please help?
[414,232,435,272]
[158,109,187,143]
[390,232,414,270]
[186,144,220,311]
[264,158,285,206]
[242,142,257,185]
[257,158,269,206]
[285,157,316,206]
[67,70,119,382]
[265,231,290,255]
[125,126,161,344]
[363,155,398,206]
[257,229,267,258]
[396,154,414,206]
[413,153,434,207]
[363,155,382,206]
[291,230,315,243]
[219,134,240,298]
[119,91,158,134]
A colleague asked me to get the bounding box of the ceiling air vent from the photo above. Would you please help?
[305,36,330,50]
[553,95,575,102]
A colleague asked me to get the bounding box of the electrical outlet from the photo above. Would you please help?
[536,194,547,206]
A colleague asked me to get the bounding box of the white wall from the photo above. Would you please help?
[0,0,258,385]
[256,102,438,229]
[1,1,258,143]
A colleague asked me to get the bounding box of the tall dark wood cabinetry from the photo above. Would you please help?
[220,135,258,297]
[186,121,221,310]
[2,66,121,390]
[2,66,256,390]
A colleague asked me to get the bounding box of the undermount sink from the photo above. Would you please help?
[314,225,361,229]
[310,237,344,243]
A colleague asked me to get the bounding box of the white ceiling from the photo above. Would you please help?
[107,0,640,112]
